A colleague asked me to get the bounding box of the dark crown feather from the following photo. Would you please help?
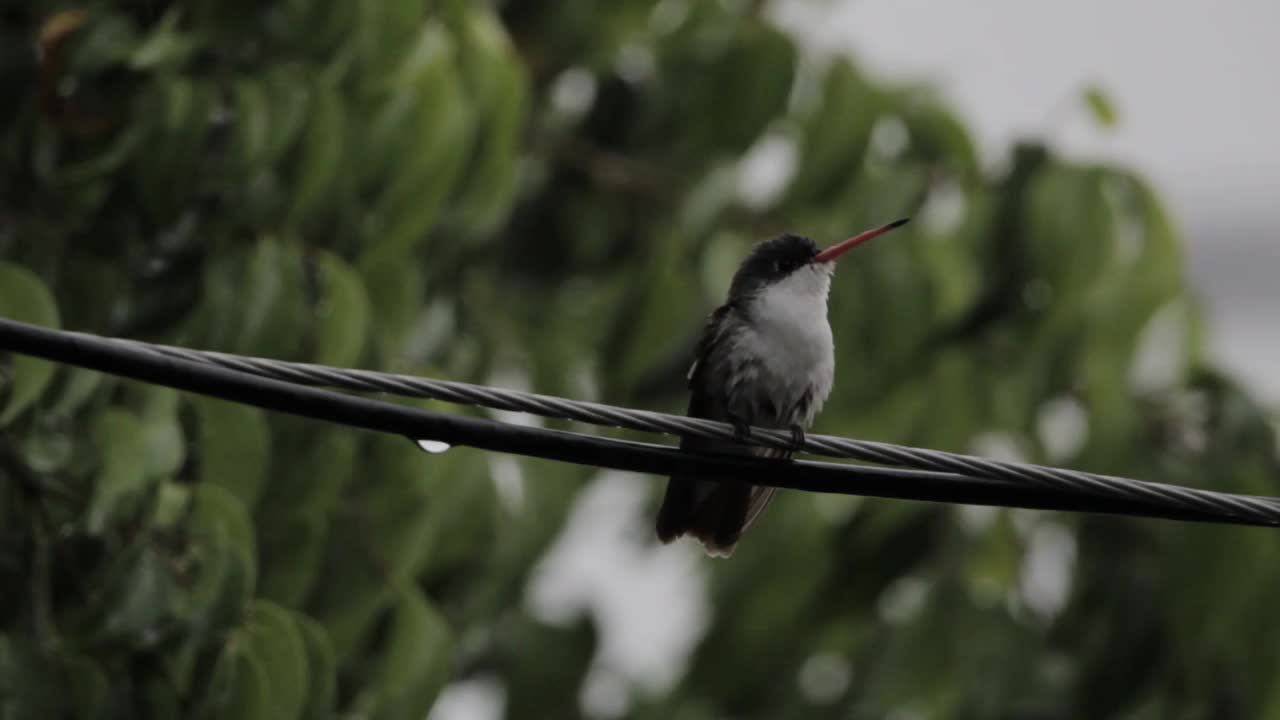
[728,234,819,299]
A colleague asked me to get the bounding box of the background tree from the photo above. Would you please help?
[1,1,1277,718]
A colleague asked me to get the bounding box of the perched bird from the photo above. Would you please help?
[656,218,910,556]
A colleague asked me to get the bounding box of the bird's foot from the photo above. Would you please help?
[788,424,806,452]
[729,415,752,444]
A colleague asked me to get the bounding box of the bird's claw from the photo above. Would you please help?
[730,416,752,444]
[788,424,806,452]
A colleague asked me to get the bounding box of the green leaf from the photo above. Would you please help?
[101,545,178,647]
[963,513,1022,599]
[1083,85,1119,128]
[295,616,338,720]
[140,387,185,478]
[134,76,215,213]
[1024,164,1113,302]
[308,433,438,656]
[287,81,346,224]
[352,90,416,192]
[917,349,981,451]
[199,639,272,720]
[258,419,356,516]
[313,430,460,652]
[418,451,497,579]
[59,122,146,183]
[20,420,74,473]
[128,10,199,70]
[351,0,423,80]
[184,502,233,625]
[151,480,191,530]
[495,616,595,719]
[786,59,877,205]
[904,101,981,177]
[314,251,371,367]
[372,587,454,720]
[0,263,61,424]
[1128,174,1186,313]
[611,232,701,388]
[258,510,327,607]
[233,78,273,173]
[706,21,796,154]
[261,65,312,165]
[49,368,106,416]
[86,408,150,533]
[360,259,422,356]
[362,433,449,582]
[244,601,310,720]
[190,484,258,629]
[234,239,308,360]
[195,397,270,509]
[279,0,358,55]
[360,23,474,267]
[291,430,356,514]
[311,521,389,657]
[447,6,528,233]
[69,11,138,72]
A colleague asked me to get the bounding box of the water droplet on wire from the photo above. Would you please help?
[415,439,452,454]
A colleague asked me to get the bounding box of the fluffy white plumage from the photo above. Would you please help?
[738,262,835,427]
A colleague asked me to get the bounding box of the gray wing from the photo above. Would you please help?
[656,304,784,555]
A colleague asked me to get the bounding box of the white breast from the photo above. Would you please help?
[739,264,835,424]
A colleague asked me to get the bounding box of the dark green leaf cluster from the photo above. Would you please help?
[1,2,534,718]
[0,1,1276,719]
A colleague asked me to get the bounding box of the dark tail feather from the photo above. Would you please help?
[656,433,788,556]
[688,481,753,557]
[655,475,698,544]
[656,477,773,557]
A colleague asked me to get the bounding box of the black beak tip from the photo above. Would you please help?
[889,217,911,229]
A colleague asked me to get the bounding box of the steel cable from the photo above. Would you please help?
[39,329,1275,527]
[10,315,1264,527]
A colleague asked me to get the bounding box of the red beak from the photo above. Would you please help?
[814,218,910,264]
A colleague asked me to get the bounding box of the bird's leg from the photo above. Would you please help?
[727,411,752,444]
[788,424,806,452]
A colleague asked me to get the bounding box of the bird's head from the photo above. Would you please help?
[728,218,910,302]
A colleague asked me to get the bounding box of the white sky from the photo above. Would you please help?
[777,0,1280,220]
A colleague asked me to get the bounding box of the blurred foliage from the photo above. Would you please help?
[0,1,1278,719]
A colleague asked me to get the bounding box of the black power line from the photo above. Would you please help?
[0,316,1275,528]
[103,327,1280,523]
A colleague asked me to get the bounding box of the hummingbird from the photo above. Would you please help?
[655,218,910,556]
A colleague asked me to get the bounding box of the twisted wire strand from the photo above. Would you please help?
[86,332,1280,527]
